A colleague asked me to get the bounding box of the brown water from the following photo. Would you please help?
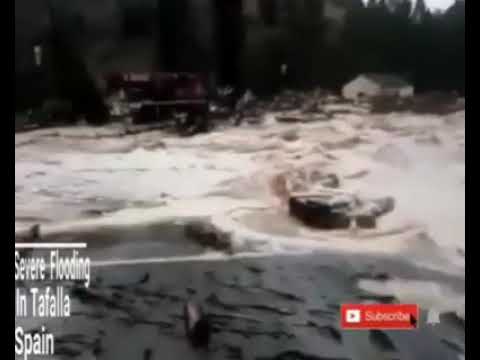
[15,111,465,359]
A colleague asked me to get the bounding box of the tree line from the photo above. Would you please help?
[341,0,465,94]
[245,0,464,95]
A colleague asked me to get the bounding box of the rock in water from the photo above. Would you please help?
[16,224,41,257]
[289,196,352,230]
[29,224,41,240]
[184,302,211,348]
[16,224,41,242]
[321,174,340,189]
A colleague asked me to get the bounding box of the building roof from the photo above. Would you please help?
[362,73,411,88]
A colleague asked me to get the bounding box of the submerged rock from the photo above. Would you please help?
[289,193,394,230]
[289,196,352,230]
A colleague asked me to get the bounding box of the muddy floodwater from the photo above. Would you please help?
[15,110,465,359]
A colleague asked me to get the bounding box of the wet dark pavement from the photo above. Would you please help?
[16,252,465,360]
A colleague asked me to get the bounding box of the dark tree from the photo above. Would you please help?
[394,0,413,18]
[213,0,245,88]
[412,0,428,23]
[259,0,278,26]
[121,5,155,39]
[46,1,108,124]
[156,0,189,71]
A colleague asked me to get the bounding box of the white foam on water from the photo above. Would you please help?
[358,278,465,319]
[15,111,465,275]
[348,137,465,268]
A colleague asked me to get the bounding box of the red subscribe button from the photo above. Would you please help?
[341,304,419,330]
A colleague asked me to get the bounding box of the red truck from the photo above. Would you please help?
[104,72,210,132]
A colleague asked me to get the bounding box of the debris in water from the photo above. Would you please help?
[355,214,377,229]
[184,301,212,348]
[137,273,150,285]
[289,193,395,230]
[321,174,341,189]
[289,195,352,230]
[185,221,232,253]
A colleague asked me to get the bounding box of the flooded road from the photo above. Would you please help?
[16,253,464,360]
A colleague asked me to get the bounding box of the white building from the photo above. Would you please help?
[342,73,414,101]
